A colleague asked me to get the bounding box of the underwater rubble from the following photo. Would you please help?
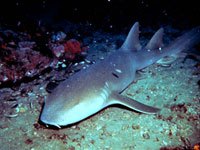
[0,28,88,88]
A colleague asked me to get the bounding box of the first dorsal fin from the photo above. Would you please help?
[146,28,164,50]
[121,22,142,51]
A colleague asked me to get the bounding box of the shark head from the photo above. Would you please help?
[40,78,110,127]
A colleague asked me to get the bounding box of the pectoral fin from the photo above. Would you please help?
[108,92,160,114]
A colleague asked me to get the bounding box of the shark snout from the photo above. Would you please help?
[42,120,61,129]
[40,108,63,128]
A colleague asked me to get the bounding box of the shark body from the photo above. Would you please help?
[40,22,200,128]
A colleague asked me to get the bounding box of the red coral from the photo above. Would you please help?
[49,39,88,60]
[63,39,84,59]
[64,39,82,54]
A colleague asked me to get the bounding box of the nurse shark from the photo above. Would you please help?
[40,22,200,128]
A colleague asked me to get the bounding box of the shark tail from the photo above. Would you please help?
[162,26,200,55]
[121,22,200,70]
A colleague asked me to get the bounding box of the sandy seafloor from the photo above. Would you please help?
[0,25,199,150]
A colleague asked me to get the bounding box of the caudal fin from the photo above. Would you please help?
[122,22,200,69]
[162,26,200,56]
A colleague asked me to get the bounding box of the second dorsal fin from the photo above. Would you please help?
[146,28,164,50]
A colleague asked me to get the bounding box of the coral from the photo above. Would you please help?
[0,30,51,87]
[64,39,84,59]
[49,38,88,60]
[0,27,88,87]
[0,47,50,87]
[194,144,200,150]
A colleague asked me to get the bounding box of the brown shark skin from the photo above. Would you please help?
[40,22,200,128]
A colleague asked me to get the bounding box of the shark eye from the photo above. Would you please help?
[112,72,119,78]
